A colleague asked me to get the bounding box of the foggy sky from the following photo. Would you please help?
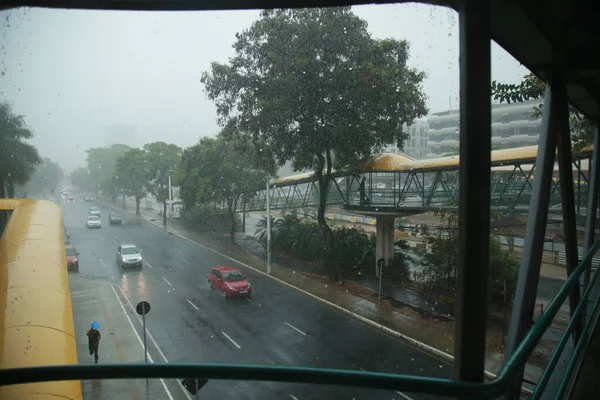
[0,4,528,174]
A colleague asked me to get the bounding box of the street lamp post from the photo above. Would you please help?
[266,180,272,274]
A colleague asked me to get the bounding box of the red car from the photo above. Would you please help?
[65,245,79,272]
[208,266,252,299]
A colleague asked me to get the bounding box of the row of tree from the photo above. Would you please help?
[70,142,182,227]
[0,100,64,199]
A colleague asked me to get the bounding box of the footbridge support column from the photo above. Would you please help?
[375,216,395,277]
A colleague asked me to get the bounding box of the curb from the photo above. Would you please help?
[99,199,505,382]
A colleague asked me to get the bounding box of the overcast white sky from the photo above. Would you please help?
[0,4,528,173]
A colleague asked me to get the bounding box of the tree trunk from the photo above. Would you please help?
[122,194,126,210]
[162,201,167,228]
[315,151,338,282]
[0,178,5,199]
[135,198,141,215]
[229,196,239,244]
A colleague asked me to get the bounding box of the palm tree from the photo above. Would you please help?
[0,101,41,198]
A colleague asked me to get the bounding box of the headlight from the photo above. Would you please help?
[247,283,251,288]
[227,285,234,290]
[73,258,78,263]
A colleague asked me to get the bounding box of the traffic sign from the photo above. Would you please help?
[136,301,151,315]
[182,378,209,395]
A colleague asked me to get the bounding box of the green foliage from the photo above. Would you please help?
[413,211,520,305]
[413,211,459,294]
[144,141,182,226]
[202,7,428,279]
[178,133,275,242]
[181,204,241,234]
[18,158,63,197]
[115,148,149,215]
[85,144,132,193]
[255,214,401,280]
[70,167,92,193]
[488,236,519,309]
[491,72,594,151]
[0,100,41,197]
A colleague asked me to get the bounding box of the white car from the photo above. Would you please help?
[86,215,102,228]
[117,244,143,268]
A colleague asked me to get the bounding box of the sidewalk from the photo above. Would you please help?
[101,197,555,386]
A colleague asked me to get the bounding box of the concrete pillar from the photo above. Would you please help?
[375,216,395,276]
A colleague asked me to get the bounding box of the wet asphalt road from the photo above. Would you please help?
[64,200,454,400]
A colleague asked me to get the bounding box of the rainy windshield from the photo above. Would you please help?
[121,247,139,255]
[66,248,76,257]
[0,3,568,400]
[223,271,244,282]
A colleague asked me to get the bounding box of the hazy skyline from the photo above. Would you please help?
[0,4,528,173]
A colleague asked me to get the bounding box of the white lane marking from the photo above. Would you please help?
[221,331,241,349]
[162,277,172,286]
[245,298,252,303]
[110,285,175,400]
[116,285,193,400]
[187,299,199,311]
[146,262,153,268]
[129,205,532,394]
[290,395,299,400]
[184,260,191,265]
[395,391,415,400]
[284,322,307,336]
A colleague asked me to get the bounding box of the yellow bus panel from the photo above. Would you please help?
[0,199,81,400]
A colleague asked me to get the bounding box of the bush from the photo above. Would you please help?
[255,215,376,279]
[182,205,241,234]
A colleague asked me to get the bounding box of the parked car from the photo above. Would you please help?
[86,215,102,228]
[108,213,122,225]
[65,245,79,272]
[208,266,252,299]
[117,244,143,268]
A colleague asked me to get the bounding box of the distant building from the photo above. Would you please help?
[382,119,429,159]
[427,99,542,158]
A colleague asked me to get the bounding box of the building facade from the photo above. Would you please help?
[382,118,429,159]
[427,99,542,158]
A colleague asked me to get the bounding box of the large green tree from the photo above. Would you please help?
[178,133,275,243]
[85,144,131,197]
[115,148,149,215]
[70,167,92,193]
[19,157,64,197]
[0,100,41,198]
[144,142,182,227]
[202,7,428,280]
[491,73,594,150]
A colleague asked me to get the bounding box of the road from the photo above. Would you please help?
[64,199,454,400]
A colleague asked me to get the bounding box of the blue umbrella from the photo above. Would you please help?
[91,321,100,330]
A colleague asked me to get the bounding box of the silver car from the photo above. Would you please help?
[117,244,143,268]
[86,215,102,228]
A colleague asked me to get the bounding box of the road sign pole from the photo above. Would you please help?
[136,301,151,364]
[142,311,148,363]
[195,379,200,400]
[376,258,385,321]
[267,180,272,274]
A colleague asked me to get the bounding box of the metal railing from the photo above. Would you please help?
[1,241,599,398]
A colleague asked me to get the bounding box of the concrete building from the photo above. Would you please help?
[382,118,429,159]
[427,99,542,158]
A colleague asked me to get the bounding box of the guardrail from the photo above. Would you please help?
[0,223,598,398]
[0,199,81,400]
